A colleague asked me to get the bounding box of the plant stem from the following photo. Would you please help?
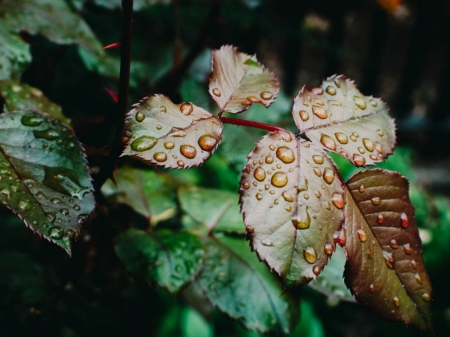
[220,117,285,133]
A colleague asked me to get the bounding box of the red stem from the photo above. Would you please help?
[220,117,285,133]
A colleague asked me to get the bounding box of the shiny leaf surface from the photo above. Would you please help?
[0,22,31,80]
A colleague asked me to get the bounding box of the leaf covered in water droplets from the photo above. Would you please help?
[122,95,223,169]
[343,169,432,330]
[0,111,95,255]
[208,45,279,114]
[115,229,205,294]
[197,236,298,334]
[292,75,396,167]
[239,130,344,287]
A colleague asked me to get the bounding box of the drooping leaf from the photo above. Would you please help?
[292,75,396,166]
[0,80,70,125]
[122,95,223,168]
[239,130,344,287]
[115,229,204,294]
[101,167,177,225]
[308,245,355,302]
[178,186,245,234]
[0,21,31,80]
[0,111,95,254]
[197,236,298,334]
[343,169,432,330]
[208,45,279,114]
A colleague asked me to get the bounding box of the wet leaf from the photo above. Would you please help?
[101,167,177,225]
[344,169,432,330]
[292,75,395,166]
[115,229,204,294]
[239,131,344,287]
[0,80,70,125]
[0,111,95,254]
[122,95,223,169]
[0,21,31,80]
[208,45,279,114]
[198,236,298,334]
[179,186,244,234]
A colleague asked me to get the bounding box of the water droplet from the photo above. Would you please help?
[261,239,274,247]
[369,154,378,160]
[271,171,288,188]
[315,191,321,198]
[276,146,295,163]
[369,99,377,107]
[46,212,56,222]
[323,168,335,184]
[253,182,257,187]
[313,168,322,177]
[243,182,250,189]
[51,198,61,204]
[180,145,197,159]
[77,214,89,225]
[353,154,366,166]
[156,125,162,130]
[292,208,310,229]
[246,225,254,233]
[325,86,336,95]
[312,155,324,165]
[369,284,376,293]
[333,132,348,145]
[333,229,346,246]
[48,226,64,240]
[411,259,417,269]
[358,147,365,154]
[269,145,275,151]
[299,110,310,121]
[254,167,266,181]
[285,205,292,212]
[66,142,75,150]
[0,188,10,199]
[164,141,174,149]
[415,273,423,284]
[377,214,384,224]
[324,243,333,255]
[260,91,273,100]
[153,152,167,162]
[180,102,193,115]
[311,87,323,95]
[400,213,409,228]
[383,251,394,269]
[66,229,75,239]
[256,193,263,201]
[371,197,381,206]
[362,138,374,152]
[264,156,273,165]
[390,239,399,249]
[357,229,367,242]
[349,135,357,142]
[135,111,145,122]
[375,142,382,153]
[265,184,270,190]
[393,296,400,308]
[18,198,31,211]
[282,191,293,202]
[312,106,328,119]
[353,96,366,110]
[33,128,59,141]
[320,134,336,151]
[331,192,344,209]
[358,185,365,193]
[313,265,321,276]
[198,134,218,151]
[403,243,413,255]
[21,115,44,126]
[131,136,157,152]
[60,208,69,216]
[422,293,431,302]
[74,205,81,211]
[377,129,384,137]
[212,88,221,97]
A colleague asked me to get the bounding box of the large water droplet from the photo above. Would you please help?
[312,155,324,165]
[325,86,336,95]
[180,145,197,159]
[320,134,336,151]
[331,192,344,209]
[198,134,218,151]
[304,247,317,264]
[21,115,44,126]
[422,293,431,302]
[177,160,185,168]
[164,141,174,149]
[135,111,145,122]
[153,152,167,162]
[299,110,309,121]
[335,132,348,144]
[324,243,333,255]
[282,191,293,202]
[323,168,335,184]
[131,136,157,152]
[260,91,273,100]
[180,102,193,115]
[371,197,381,206]
[400,213,409,228]
[254,167,266,181]
[271,172,288,188]
[353,154,366,167]
[313,168,322,177]
[256,193,263,201]
[276,146,295,163]
[212,88,221,97]
[243,182,250,189]
[18,198,31,211]
[333,229,346,246]
[362,138,374,152]
[48,226,64,240]
[353,96,366,110]
[33,128,59,141]
[312,106,328,119]
[393,296,400,308]
[357,229,367,242]
[292,208,310,229]
[390,239,399,249]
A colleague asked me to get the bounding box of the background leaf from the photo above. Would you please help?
[239,131,344,287]
[208,45,279,114]
[344,169,432,330]
[123,95,223,168]
[0,111,95,254]
[0,22,31,80]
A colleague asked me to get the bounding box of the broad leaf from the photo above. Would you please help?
[239,131,344,287]
[208,45,279,114]
[115,229,204,294]
[101,167,177,225]
[0,80,70,125]
[0,22,31,80]
[344,169,432,330]
[178,186,244,234]
[122,95,223,168]
[0,111,95,254]
[198,236,298,334]
[92,0,171,10]
[292,75,396,166]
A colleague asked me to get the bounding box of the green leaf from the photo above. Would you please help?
[101,167,177,225]
[179,186,244,234]
[308,245,355,302]
[0,21,31,80]
[288,301,325,337]
[239,131,344,286]
[0,111,95,254]
[115,229,205,294]
[0,80,70,125]
[197,236,298,334]
[209,45,279,114]
[122,95,223,168]
[292,75,396,166]
[92,0,172,11]
[343,169,432,330]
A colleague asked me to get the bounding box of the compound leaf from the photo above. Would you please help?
[115,229,204,294]
[209,45,279,114]
[239,130,344,287]
[123,95,223,169]
[344,169,432,330]
[0,21,31,80]
[198,236,298,334]
[0,111,95,254]
[292,75,395,166]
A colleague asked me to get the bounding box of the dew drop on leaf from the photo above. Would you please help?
[303,247,317,264]
[335,132,348,144]
[353,154,366,166]
[393,296,401,308]
[180,145,197,159]
[312,155,324,164]
[255,193,263,201]
[246,225,254,233]
[313,265,321,276]
[135,111,145,122]
[260,91,273,100]
[325,86,336,95]
[282,191,293,202]
[153,152,167,162]
[331,192,344,209]
[415,273,423,284]
[369,284,376,293]
[377,214,384,224]
[177,160,185,168]
[180,102,193,115]
[320,134,336,151]
[33,128,59,141]
[353,96,366,110]
[18,198,31,211]
[48,226,64,240]
[312,106,328,119]
[21,115,44,126]
[212,88,221,97]
[390,239,399,249]
[358,185,365,193]
[198,134,218,151]
[362,138,374,152]
[131,136,157,152]
[403,243,413,255]
[422,293,431,302]
[371,197,381,206]
[400,213,409,228]
[333,229,346,246]
[276,146,295,163]
[164,141,174,149]
[271,172,288,187]
[243,182,250,189]
[357,229,367,242]
[322,167,335,184]
[299,110,310,121]
[254,167,266,181]
[324,243,333,255]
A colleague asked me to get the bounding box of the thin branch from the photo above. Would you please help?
[220,117,285,133]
